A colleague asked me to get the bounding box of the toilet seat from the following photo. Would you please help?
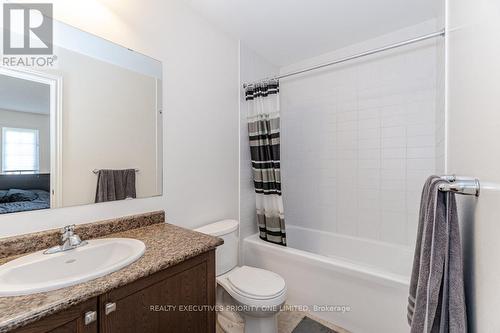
[227,266,286,300]
[217,266,287,308]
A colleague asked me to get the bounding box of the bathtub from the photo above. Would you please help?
[243,225,413,333]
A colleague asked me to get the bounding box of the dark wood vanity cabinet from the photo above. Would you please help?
[100,251,215,333]
[13,251,215,333]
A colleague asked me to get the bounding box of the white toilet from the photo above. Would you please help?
[195,220,286,333]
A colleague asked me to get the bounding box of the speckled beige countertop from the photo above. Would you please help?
[0,213,223,332]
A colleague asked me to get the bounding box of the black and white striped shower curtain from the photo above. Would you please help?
[245,80,286,246]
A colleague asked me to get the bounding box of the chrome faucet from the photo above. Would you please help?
[44,225,88,254]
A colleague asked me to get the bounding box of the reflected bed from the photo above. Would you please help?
[0,190,50,214]
[0,174,50,214]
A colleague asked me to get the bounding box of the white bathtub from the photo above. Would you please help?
[243,225,413,333]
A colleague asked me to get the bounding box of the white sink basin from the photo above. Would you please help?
[0,238,145,296]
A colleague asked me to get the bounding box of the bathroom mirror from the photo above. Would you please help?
[0,20,162,214]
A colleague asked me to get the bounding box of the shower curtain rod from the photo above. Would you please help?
[242,29,445,88]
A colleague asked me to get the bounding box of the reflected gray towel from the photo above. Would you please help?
[408,176,467,333]
[95,169,136,203]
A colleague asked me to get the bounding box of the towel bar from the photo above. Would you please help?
[439,175,480,197]
[92,169,140,174]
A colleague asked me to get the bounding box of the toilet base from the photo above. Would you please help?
[242,313,278,333]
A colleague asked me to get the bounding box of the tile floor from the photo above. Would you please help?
[216,309,350,333]
[278,310,350,333]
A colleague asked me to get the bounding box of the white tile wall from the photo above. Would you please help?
[279,21,444,246]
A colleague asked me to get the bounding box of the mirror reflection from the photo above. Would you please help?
[0,21,162,214]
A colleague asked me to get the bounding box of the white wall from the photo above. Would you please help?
[238,44,279,246]
[0,109,50,173]
[0,0,239,237]
[447,0,500,331]
[435,1,446,175]
[279,20,443,247]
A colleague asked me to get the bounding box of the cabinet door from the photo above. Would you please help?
[12,298,98,333]
[100,251,215,333]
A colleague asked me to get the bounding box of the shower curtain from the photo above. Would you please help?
[245,80,286,246]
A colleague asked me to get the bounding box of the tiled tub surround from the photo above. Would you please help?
[0,211,223,332]
[279,21,444,247]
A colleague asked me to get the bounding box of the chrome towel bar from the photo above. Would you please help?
[92,169,139,174]
[439,175,480,197]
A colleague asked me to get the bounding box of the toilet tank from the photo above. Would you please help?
[195,220,239,276]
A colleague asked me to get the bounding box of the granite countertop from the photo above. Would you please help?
[0,221,223,332]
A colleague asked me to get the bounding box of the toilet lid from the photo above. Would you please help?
[226,266,286,300]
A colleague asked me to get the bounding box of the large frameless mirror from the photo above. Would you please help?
[0,18,162,214]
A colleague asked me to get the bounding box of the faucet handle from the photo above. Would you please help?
[61,224,76,234]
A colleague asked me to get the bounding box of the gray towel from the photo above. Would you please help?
[95,169,136,203]
[408,176,467,333]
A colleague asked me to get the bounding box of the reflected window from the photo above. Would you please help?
[1,127,40,174]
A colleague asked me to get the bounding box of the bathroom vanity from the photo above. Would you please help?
[0,211,222,333]
[11,252,214,333]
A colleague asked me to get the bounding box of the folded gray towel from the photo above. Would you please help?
[408,176,467,333]
[95,169,136,203]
